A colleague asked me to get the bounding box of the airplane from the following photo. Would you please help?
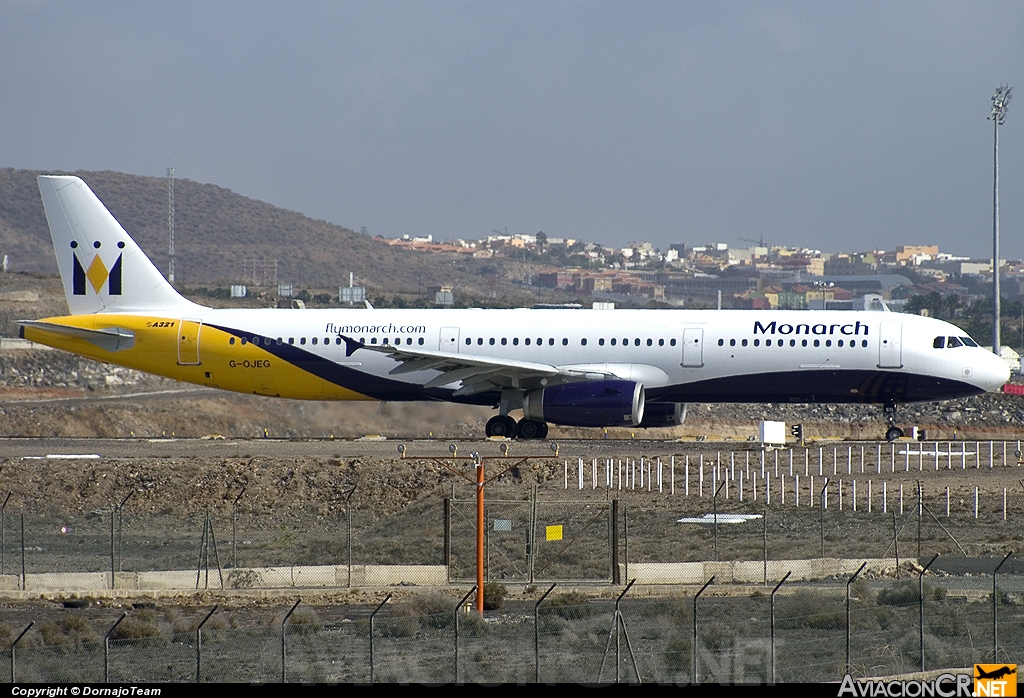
[18,175,1011,441]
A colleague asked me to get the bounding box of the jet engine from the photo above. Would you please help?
[638,402,686,428]
[522,380,645,427]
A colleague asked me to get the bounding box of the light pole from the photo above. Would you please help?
[990,85,1012,356]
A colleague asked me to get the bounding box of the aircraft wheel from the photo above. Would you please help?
[885,426,904,442]
[515,419,547,440]
[486,415,517,438]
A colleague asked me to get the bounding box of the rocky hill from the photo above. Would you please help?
[0,168,502,296]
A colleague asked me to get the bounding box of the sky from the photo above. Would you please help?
[2,1,1023,259]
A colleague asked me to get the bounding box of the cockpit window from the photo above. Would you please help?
[933,337,945,349]
[961,336,979,347]
[946,336,963,348]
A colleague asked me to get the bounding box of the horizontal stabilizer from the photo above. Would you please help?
[18,320,135,352]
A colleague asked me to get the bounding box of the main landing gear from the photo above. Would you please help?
[485,415,549,440]
[883,399,904,442]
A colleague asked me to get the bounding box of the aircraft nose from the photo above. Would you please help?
[983,350,1011,392]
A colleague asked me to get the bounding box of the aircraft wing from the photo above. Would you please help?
[340,335,614,395]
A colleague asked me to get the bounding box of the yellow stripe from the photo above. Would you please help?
[23,315,372,401]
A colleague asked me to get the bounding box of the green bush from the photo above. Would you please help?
[483,582,507,610]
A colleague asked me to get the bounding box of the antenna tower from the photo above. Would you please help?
[167,167,175,283]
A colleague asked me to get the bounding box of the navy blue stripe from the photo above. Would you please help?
[206,324,498,404]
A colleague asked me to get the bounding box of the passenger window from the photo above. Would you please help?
[634,338,639,346]
[611,339,617,346]
[371,338,378,344]
[659,339,665,346]
[801,339,807,347]
[489,338,495,345]
[501,338,507,345]
[599,338,605,346]
[861,340,867,347]
[525,338,531,346]
[549,338,555,346]
[300,337,306,345]
[814,339,820,347]
[766,339,772,346]
[647,339,653,346]
[753,339,759,347]
[513,338,519,346]
[838,340,843,347]
[825,340,831,347]
[240,337,247,345]
[670,339,676,346]
[229,337,235,345]
[741,339,748,347]
[718,339,725,346]
[581,338,587,346]
[563,338,569,346]
[466,338,472,345]
[729,339,736,347]
[418,338,424,345]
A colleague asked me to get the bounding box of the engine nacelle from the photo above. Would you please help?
[522,380,645,427]
[638,402,686,428]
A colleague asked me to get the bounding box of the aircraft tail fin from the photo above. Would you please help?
[37,175,202,315]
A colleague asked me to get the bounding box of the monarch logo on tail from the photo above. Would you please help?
[70,241,123,296]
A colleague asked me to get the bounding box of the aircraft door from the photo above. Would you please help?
[439,327,460,352]
[878,321,903,368]
[681,328,704,368]
[177,319,202,365]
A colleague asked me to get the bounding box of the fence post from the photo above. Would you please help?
[346,485,356,588]
[712,481,725,562]
[993,552,1012,662]
[820,479,829,558]
[116,491,132,575]
[231,487,245,568]
[454,587,476,684]
[917,554,939,672]
[10,622,32,683]
[771,571,791,683]
[693,576,715,684]
[611,499,620,585]
[196,605,218,683]
[534,583,556,683]
[20,512,25,591]
[104,612,127,683]
[281,598,301,683]
[846,562,866,676]
[369,594,391,684]
[1,492,10,576]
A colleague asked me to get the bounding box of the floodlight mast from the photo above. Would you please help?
[990,85,1012,357]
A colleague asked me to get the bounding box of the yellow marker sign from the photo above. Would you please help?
[975,664,1017,697]
[545,525,563,541]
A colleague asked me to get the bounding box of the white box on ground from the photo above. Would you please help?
[759,420,786,444]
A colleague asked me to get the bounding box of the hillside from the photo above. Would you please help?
[0,168,508,297]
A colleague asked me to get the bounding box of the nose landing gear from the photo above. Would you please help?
[883,400,904,442]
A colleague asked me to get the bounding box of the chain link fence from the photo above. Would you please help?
[1,441,1023,590]
[6,575,1024,683]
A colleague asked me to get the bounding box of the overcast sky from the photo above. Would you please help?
[2,1,1022,259]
